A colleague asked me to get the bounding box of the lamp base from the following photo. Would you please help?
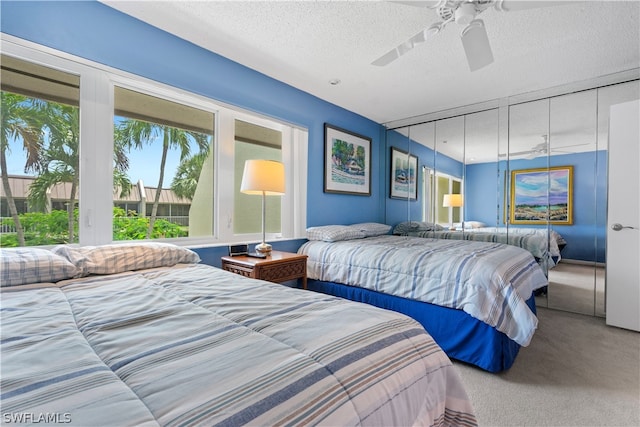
[255,242,272,255]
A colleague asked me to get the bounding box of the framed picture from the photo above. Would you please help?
[390,147,418,200]
[324,124,371,196]
[510,166,573,225]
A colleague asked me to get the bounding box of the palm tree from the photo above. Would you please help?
[171,149,210,200]
[113,126,133,199]
[28,104,133,244]
[28,102,80,243]
[0,92,45,247]
[116,118,210,239]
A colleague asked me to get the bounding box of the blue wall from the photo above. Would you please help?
[0,0,386,230]
[385,131,464,225]
[465,151,607,262]
[193,239,307,269]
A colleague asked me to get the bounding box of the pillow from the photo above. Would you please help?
[350,222,392,237]
[462,221,486,229]
[306,225,366,242]
[52,242,201,277]
[0,247,79,287]
[393,221,443,234]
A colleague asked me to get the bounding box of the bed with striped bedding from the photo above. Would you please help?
[0,262,476,426]
[398,228,564,270]
[298,235,549,371]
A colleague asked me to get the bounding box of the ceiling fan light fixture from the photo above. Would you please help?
[455,2,477,26]
[461,19,494,71]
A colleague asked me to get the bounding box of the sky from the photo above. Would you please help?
[5,137,184,189]
[514,170,569,206]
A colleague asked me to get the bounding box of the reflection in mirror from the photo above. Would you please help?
[433,117,464,229]
[385,122,438,229]
[386,126,412,227]
[548,89,598,316]
[383,77,639,318]
[412,122,436,223]
[463,109,500,231]
[507,98,551,308]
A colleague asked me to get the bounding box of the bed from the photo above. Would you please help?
[299,224,549,372]
[0,243,477,426]
[393,221,566,270]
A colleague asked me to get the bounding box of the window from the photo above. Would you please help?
[113,86,214,241]
[1,36,307,248]
[234,120,282,235]
[424,169,463,227]
[1,54,81,247]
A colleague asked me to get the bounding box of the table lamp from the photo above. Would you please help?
[443,193,463,230]
[240,159,285,255]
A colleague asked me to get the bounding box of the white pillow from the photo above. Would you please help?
[0,248,79,287]
[52,242,200,276]
[306,225,366,242]
[350,222,392,237]
[463,221,486,229]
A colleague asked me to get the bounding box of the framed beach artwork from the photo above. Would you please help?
[390,147,418,200]
[510,166,573,225]
[324,124,371,196]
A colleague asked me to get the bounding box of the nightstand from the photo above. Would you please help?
[221,251,308,289]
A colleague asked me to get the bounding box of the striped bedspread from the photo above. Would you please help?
[473,227,566,247]
[1,264,476,426]
[299,235,548,346]
[402,228,562,269]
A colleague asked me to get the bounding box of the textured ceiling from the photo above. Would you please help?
[102,0,639,126]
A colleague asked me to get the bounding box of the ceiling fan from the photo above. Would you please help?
[372,0,571,71]
[499,135,593,159]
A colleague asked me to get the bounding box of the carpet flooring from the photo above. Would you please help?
[453,307,640,426]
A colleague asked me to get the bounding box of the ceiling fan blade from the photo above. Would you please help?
[372,28,430,66]
[498,150,537,158]
[460,19,494,72]
[550,142,594,151]
[494,0,576,12]
[391,1,441,8]
[372,48,401,66]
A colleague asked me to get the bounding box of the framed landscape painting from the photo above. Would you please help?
[510,166,573,225]
[390,147,418,200]
[324,124,371,196]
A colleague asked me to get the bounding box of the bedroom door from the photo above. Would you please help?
[606,100,640,332]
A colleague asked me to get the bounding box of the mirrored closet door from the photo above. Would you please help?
[385,78,640,317]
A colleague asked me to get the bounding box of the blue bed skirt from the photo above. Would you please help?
[307,279,537,373]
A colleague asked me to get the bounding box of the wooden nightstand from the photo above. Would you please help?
[221,250,308,289]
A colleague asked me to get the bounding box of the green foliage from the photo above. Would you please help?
[171,150,209,200]
[0,210,78,247]
[112,207,187,240]
[331,138,365,175]
[0,208,187,247]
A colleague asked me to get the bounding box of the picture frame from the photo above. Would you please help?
[389,147,418,200]
[324,123,371,196]
[510,166,573,225]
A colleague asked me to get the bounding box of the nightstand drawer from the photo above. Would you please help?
[223,263,256,278]
[221,251,308,289]
[256,258,306,283]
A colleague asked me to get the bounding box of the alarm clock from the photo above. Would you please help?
[228,244,248,256]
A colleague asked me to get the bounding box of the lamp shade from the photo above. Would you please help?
[443,194,463,208]
[240,160,285,195]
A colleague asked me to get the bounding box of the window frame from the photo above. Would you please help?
[2,34,307,248]
[424,169,463,226]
